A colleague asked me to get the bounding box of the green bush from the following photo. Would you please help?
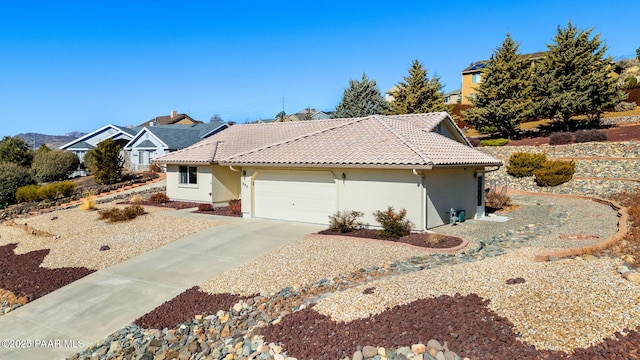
[373,206,414,238]
[88,139,124,185]
[32,149,80,182]
[534,160,575,187]
[0,162,35,205]
[36,181,77,201]
[16,184,40,203]
[98,205,146,222]
[328,210,364,233]
[506,152,547,178]
[480,138,509,146]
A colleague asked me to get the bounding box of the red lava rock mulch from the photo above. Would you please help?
[260,293,640,360]
[0,243,95,301]
[134,286,250,330]
[505,123,640,147]
[192,206,242,218]
[317,229,463,249]
[118,201,201,210]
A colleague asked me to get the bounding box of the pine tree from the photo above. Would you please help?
[88,139,124,185]
[465,34,533,138]
[388,60,447,115]
[333,73,389,118]
[0,136,33,167]
[533,22,625,127]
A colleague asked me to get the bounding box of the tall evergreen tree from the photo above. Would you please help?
[465,34,533,138]
[87,139,124,185]
[533,22,625,127]
[332,73,389,118]
[0,136,33,167]
[389,60,447,115]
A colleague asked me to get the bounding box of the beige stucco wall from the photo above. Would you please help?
[211,165,241,206]
[425,167,478,228]
[335,168,426,230]
[165,164,213,203]
[240,167,427,230]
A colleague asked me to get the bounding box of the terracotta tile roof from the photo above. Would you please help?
[153,112,501,168]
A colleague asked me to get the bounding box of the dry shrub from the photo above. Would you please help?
[549,132,573,145]
[149,193,169,204]
[79,192,96,211]
[228,199,241,215]
[98,205,146,223]
[129,194,145,204]
[198,203,213,211]
[373,206,413,238]
[574,129,607,143]
[328,210,364,233]
[485,187,512,210]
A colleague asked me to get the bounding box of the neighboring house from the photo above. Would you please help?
[137,110,202,127]
[444,89,462,105]
[124,121,228,171]
[461,52,546,104]
[385,85,399,102]
[279,108,332,122]
[59,124,139,166]
[153,112,501,229]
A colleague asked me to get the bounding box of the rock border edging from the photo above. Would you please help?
[503,189,629,262]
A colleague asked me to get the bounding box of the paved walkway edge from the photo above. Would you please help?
[504,189,629,262]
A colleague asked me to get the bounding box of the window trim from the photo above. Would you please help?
[179,165,198,186]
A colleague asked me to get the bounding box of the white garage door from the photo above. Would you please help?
[254,170,337,224]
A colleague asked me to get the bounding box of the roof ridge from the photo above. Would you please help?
[375,115,434,165]
[220,117,364,162]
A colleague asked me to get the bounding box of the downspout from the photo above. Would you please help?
[412,169,427,231]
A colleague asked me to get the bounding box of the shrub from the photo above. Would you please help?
[614,101,637,112]
[506,152,547,178]
[328,210,364,233]
[549,132,573,145]
[148,164,162,173]
[534,160,575,187]
[79,192,96,211]
[129,194,145,204]
[98,205,146,222]
[198,203,213,211]
[16,184,40,203]
[149,193,170,204]
[0,162,36,205]
[32,149,80,183]
[373,206,414,239]
[485,186,512,210]
[228,199,241,215]
[574,129,607,143]
[88,138,124,185]
[479,138,509,146]
[35,181,77,201]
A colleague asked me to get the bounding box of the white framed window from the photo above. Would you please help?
[138,150,145,165]
[471,73,482,83]
[179,166,197,184]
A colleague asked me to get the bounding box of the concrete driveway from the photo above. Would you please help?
[0,212,323,360]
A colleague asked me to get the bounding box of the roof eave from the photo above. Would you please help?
[218,162,434,170]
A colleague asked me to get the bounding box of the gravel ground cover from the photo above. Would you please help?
[0,201,223,316]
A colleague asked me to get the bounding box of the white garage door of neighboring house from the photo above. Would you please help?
[254,170,337,224]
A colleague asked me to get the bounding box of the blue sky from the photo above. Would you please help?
[1,1,637,137]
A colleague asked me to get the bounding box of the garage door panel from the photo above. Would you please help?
[254,171,336,224]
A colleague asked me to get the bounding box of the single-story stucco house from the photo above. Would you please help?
[153,112,502,229]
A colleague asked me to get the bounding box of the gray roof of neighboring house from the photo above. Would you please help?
[154,112,502,169]
[66,141,95,150]
[136,140,156,148]
[128,122,228,150]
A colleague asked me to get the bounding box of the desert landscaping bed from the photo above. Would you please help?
[0,201,222,314]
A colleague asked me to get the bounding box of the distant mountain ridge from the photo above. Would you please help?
[15,132,86,150]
